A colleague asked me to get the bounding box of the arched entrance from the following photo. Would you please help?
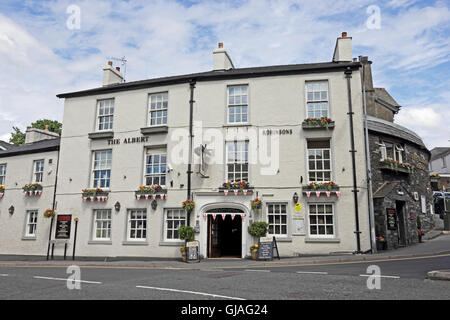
[206,208,244,258]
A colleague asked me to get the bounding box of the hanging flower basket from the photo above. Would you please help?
[44,209,55,219]
[182,199,196,212]
[251,198,262,210]
[0,185,5,199]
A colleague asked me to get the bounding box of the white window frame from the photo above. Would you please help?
[395,144,404,163]
[93,209,112,241]
[307,141,331,183]
[92,150,112,189]
[144,150,167,187]
[267,203,288,237]
[0,164,6,185]
[306,81,329,119]
[33,159,45,183]
[24,210,38,238]
[226,141,249,182]
[227,85,248,124]
[127,209,147,241]
[148,92,168,126]
[96,99,115,131]
[164,209,187,241]
[308,203,335,238]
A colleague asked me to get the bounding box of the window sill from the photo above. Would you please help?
[88,240,112,245]
[141,126,168,135]
[223,123,251,128]
[122,241,149,246]
[22,237,37,241]
[304,237,340,243]
[159,241,185,246]
[88,131,114,140]
[271,236,292,242]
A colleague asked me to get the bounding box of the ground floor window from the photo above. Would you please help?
[165,209,186,240]
[93,209,111,241]
[25,210,38,238]
[267,203,288,236]
[308,203,334,237]
[127,209,147,241]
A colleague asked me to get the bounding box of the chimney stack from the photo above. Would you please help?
[332,32,353,62]
[103,61,124,86]
[213,42,235,71]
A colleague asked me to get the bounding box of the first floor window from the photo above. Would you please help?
[25,210,38,237]
[165,209,186,240]
[267,203,287,236]
[93,210,111,240]
[307,140,331,182]
[33,160,44,183]
[127,209,147,241]
[380,140,405,163]
[145,151,167,186]
[93,150,112,188]
[149,93,168,126]
[228,85,248,124]
[226,141,249,182]
[0,164,6,185]
[97,99,114,131]
[309,203,334,237]
[306,81,329,118]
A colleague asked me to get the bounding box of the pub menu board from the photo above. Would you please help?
[386,208,397,230]
[258,239,274,261]
[55,215,72,239]
[186,240,200,263]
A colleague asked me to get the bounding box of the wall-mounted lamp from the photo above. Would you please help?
[151,200,158,210]
[293,192,299,204]
[114,201,121,212]
[8,205,14,215]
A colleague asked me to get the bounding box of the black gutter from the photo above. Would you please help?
[345,67,362,254]
[57,63,361,99]
[186,79,196,226]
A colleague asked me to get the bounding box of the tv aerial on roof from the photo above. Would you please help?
[109,56,127,82]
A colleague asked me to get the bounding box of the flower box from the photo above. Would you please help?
[220,181,253,196]
[302,117,335,130]
[302,182,340,199]
[82,188,110,202]
[23,183,43,196]
[380,160,414,174]
[0,186,4,199]
[135,185,167,200]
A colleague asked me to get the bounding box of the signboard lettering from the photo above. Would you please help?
[186,240,200,263]
[386,208,397,230]
[55,214,72,239]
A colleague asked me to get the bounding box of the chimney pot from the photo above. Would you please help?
[45,125,49,131]
[342,32,347,38]
[116,67,121,72]
[218,42,223,49]
[108,61,113,66]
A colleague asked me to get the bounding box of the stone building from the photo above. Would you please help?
[0,128,60,257]
[361,58,434,250]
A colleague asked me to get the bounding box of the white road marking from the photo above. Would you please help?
[296,271,329,275]
[359,274,400,279]
[136,285,246,300]
[33,276,102,284]
[245,269,270,273]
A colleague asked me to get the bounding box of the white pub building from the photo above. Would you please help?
[1,33,372,259]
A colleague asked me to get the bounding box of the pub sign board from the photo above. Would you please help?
[55,214,72,239]
[386,208,397,230]
[186,240,200,263]
[258,238,274,261]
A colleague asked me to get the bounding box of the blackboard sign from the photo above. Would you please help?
[55,215,72,239]
[186,240,200,263]
[386,208,397,230]
[258,238,274,261]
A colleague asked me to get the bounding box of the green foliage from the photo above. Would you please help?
[248,222,269,238]
[9,119,62,146]
[178,226,195,241]
[416,215,422,229]
[9,127,25,146]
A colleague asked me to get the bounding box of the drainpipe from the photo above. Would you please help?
[187,79,196,226]
[361,59,377,254]
[46,143,60,260]
[345,67,362,254]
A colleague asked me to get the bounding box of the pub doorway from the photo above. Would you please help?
[207,209,243,258]
[396,201,407,247]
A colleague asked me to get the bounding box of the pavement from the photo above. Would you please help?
[1,234,449,274]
